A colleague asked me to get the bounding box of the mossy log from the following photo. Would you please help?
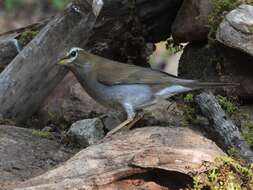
[196,92,253,162]
[0,0,182,123]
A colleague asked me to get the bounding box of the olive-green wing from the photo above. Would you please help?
[93,55,188,85]
[77,51,238,88]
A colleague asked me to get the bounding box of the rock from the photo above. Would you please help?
[217,5,253,56]
[38,73,108,127]
[172,0,213,43]
[0,125,76,190]
[140,100,184,127]
[15,127,225,190]
[179,43,220,81]
[101,100,184,131]
[138,0,184,42]
[100,112,124,131]
[67,118,105,147]
[179,43,253,101]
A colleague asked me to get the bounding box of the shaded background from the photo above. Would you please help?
[0,0,70,33]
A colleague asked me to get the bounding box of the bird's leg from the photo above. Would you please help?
[106,103,137,137]
[124,112,144,130]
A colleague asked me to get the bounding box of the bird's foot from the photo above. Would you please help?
[105,112,144,138]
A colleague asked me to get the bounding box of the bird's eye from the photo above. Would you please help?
[70,51,77,57]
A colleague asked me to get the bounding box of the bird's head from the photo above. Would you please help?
[58,47,85,67]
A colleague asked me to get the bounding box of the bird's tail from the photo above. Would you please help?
[183,81,239,89]
[155,81,239,99]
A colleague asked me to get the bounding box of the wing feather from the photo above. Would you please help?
[91,54,193,85]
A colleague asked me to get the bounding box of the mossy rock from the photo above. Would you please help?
[193,156,253,190]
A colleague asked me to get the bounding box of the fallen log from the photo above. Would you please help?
[14,127,224,190]
[196,92,253,162]
[0,0,183,124]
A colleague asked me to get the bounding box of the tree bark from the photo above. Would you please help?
[0,1,97,123]
[196,92,253,162]
[0,0,183,123]
[15,127,224,190]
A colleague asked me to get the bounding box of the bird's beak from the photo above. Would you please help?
[58,56,70,65]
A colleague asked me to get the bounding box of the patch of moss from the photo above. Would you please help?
[242,121,253,146]
[216,95,238,115]
[180,93,199,125]
[19,30,38,46]
[227,147,240,158]
[0,118,16,125]
[193,156,253,190]
[32,130,52,139]
[47,110,69,131]
[166,38,183,54]
[184,93,194,103]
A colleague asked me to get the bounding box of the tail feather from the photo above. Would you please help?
[155,81,239,100]
[176,79,239,89]
[190,81,239,89]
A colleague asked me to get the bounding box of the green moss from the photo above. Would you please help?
[227,147,240,158]
[193,176,203,190]
[0,118,16,125]
[184,93,194,103]
[32,130,52,139]
[193,156,253,190]
[47,110,69,131]
[19,30,38,46]
[181,93,199,125]
[166,38,183,54]
[242,121,253,146]
[216,95,238,115]
[208,0,240,40]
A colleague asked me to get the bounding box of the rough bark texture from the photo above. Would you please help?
[0,0,183,124]
[14,127,225,190]
[196,92,253,162]
[0,1,96,123]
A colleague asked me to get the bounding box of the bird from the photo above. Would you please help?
[58,47,238,136]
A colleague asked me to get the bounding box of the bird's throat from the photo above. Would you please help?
[70,66,108,103]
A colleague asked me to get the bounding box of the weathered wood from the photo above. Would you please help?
[15,127,224,190]
[196,92,253,162]
[0,0,182,123]
[0,1,97,123]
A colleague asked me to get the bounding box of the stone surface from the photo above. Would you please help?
[0,125,76,190]
[100,112,124,131]
[67,118,105,147]
[217,5,253,56]
[172,0,213,43]
[15,127,225,190]
[140,100,184,127]
[0,39,20,71]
